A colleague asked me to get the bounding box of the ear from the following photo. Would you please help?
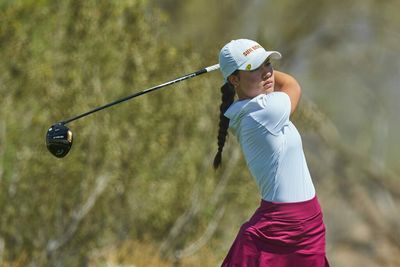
[228,74,240,87]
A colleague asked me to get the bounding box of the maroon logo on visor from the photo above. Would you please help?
[242,44,262,56]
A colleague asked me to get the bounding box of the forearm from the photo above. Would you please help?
[273,70,301,114]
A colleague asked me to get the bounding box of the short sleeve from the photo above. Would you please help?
[247,92,291,135]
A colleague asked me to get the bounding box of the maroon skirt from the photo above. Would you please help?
[221,196,329,267]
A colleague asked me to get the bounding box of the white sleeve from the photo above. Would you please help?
[248,92,291,135]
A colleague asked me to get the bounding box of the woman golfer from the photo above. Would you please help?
[214,39,329,267]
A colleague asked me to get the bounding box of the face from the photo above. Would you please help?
[228,59,274,100]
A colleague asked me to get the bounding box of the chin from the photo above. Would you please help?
[265,88,274,94]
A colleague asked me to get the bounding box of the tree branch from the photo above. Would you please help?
[46,174,110,257]
[174,206,225,259]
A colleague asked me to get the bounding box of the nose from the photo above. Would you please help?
[261,65,272,80]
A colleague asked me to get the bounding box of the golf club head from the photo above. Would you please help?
[46,123,73,158]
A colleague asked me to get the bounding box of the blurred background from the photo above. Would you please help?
[1,0,399,266]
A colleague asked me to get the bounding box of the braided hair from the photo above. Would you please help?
[213,81,236,169]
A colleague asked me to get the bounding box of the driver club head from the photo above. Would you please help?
[46,123,73,158]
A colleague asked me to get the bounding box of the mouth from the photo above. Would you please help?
[263,80,273,89]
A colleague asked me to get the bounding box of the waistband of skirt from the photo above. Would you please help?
[256,195,322,220]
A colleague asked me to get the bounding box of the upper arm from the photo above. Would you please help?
[273,71,301,114]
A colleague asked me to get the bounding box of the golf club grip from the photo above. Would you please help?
[205,64,220,73]
[61,64,220,125]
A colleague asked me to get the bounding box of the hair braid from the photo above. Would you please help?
[213,82,235,169]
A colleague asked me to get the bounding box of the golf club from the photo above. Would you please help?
[46,64,220,158]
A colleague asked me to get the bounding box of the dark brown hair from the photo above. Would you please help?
[213,82,235,169]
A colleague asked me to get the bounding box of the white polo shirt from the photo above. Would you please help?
[224,92,315,203]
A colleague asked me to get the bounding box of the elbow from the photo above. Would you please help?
[291,75,301,96]
[296,82,302,99]
[290,81,301,114]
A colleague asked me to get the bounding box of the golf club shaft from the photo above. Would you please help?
[61,64,220,125]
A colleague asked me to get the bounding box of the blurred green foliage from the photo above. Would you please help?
[1,0,399,266]
[0,0,258,266]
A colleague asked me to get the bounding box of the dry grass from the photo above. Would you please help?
[88,240,220,267]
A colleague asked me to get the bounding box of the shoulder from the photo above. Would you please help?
[224,92,291,119]
[224,99,250,120]
[244,92,291,117]
[254,92,291,109]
